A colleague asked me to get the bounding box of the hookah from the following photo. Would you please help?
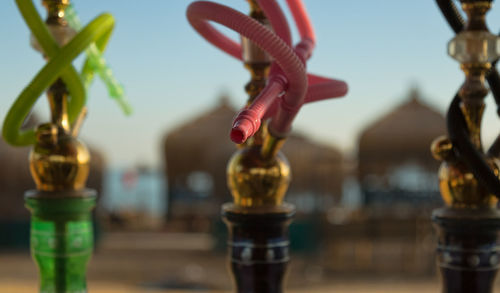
[2,0,129,292]
[432,0,500,292]
[187,0,347,292]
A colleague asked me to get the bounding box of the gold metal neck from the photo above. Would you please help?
[29,0,90,192]
[47,79,71,133]
[455,2,493,153]
[244,63,270,103]
[42,0,70,25]
[432,1,499,208]
[459,63,489,150]
[240,0,271,148]
[227,1,291,209]
[247,0,264,16]
[242,64,270,148]
[462,2,491,31]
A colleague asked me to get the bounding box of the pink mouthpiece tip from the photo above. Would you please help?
[230,128,246,144]
[230,119,254,144]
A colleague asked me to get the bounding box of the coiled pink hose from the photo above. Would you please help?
[187,0,347,143]
[257,0,292,46]
[263,74,348,119]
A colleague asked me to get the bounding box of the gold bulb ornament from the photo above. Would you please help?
[29,79,90,192]
[30,124,90,192]
[227,145,291,209]
[431,136,499,208]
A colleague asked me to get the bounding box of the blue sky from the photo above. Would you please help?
[1,0,500,168]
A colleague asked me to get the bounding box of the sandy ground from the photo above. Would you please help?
[0,280,441,293]
[0,232,490,292]
[0,277,442,293]
[0,253,443,292]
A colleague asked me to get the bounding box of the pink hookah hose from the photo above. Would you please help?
[187,0,348,144]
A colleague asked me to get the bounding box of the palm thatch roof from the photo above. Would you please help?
[163,95,344,218]
[358,88,446,179]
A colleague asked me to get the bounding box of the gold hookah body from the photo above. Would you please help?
[226,0,292,211]
[431,1,500,208]
[30,0,90,192]
[227,126,291,209]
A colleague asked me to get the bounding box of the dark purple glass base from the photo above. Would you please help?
[222,203,295,293]
[433,208,500,293]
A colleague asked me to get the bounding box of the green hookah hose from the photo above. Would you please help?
[66,4,132,115]
[2,0,131,146]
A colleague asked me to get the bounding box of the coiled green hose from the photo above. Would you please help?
[2,0,130,146]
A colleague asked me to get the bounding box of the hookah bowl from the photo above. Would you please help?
[186,0,347,291]
[2,0,126,291]
[432,0,500,292]
[27,79,96,293]
[220,3,295,291]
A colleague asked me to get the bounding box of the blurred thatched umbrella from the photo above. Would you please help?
[164,96,235,220]
[163,95,344,224]
[357,88,446,208]
[358,88,446,180]
[283,135,343,207]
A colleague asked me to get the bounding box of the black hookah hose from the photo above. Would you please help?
[436,0,464,33]
[447,95,500,196]
[436,0,500,197]
[436,0,500,106]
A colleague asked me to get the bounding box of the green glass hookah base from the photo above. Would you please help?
[25,191,96,293]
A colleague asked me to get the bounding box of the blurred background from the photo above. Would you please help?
[1,0,500,292]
